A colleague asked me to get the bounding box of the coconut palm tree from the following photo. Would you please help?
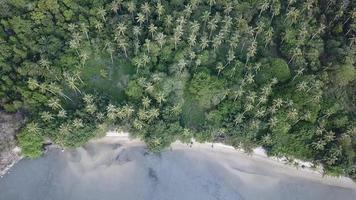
[155,92,166,105]
[145,82,154,93]
[216,62,224,76]
[245,40,257,67]
[247,91,257,103]
[188,34,197,48]
[116,22,127,36]
[79,51,89,66]
[189,51,196,61]
[223,2,233,14]
[256,109,266,118]
[261,85,272,96]
[288,47,302,64]
[269,105,277,115]
[107,104,118,120]
[221,16,232,34]
[27,122,40,133]
[148,23,157,38]
[41,111,54,122]
[292,67,305,81]
[171,104,182,116]
[212,33,223,51]
[85,103,97,114]
[155,32,166,49]
[229,33,240,50]
[144,39,151,53]
[133,119,144,130]
[111,0,123,13]
[117,38,129,58]
[142,54,150,67]
[269,117,278,128]
[27,78,39,90]
[73,118,84,129]
[243,103,254,114]
[264,27,274,48]
[177,59,187,73]
[57,109,67,118]
[285,7,300,25]
[94,112,103,121]
[126,1,136,18]
[270,0,281,23]
[311,24,326,40]
[142,96,151,109]
[149,108,160,119]
[94,20,103,32]
[173,34,181,50]
[69,39,80,56]
[190,21,200,34]
[80,23,89,40]
[83,93,93,104]
[257,95,268,105]
[207,18,218,39]
[97,7,107,21]
[245,73,255,84]
[258,0,269,18]
[64,73,81,93]
[287,108,298,120]
[132,26,141,42]
[200,35,209,50]
[273,98,283,108]
[39,58,50,69]
[312,140,326,150]
[208,0,216,12]
[184,4,193,17]
[136,13,145,26]
[233,88,244,101]
[133,57,143,73]
[48,98,62,110]
[177,15,187,26]
[141,2,151,21]
[164,15,173,29]
[324,131,335,142]
[156,2,165,20]
[68,23,77,32]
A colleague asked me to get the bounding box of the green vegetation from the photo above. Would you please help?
[17,123,43,158]
[0,0,355,179]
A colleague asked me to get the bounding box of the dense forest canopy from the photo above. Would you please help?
[0,0,355,179]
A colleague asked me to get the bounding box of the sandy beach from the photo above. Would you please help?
[0,135,355,200]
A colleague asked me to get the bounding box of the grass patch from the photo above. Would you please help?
[81,53,135,102]
[181,96,205,129]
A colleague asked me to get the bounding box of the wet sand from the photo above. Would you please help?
[0,138,355,200]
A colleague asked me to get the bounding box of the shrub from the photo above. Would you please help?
[256,58,291,84]
[17,129,43,158]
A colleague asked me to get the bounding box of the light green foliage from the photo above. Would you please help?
[125,80,144,100]
[332,58,356,87]
[17,126,43,158]
[256,58,291,84]
[188,72,226,109]
[269,122,315,160]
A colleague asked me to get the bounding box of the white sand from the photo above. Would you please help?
[0,135,355,200]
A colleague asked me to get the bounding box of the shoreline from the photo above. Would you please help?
[100,131,356,189]
[0,147,22,178]
[2,131,355,189]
